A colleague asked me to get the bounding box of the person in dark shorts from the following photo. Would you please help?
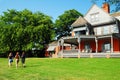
[8,52,13,67]
[21,51,26,67]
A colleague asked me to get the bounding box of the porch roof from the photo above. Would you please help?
[61,35,96,45]
[96,33,120,39]
[60,33,120,45]
[47,46,56,51]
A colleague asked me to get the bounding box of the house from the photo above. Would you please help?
[46,2,120,58]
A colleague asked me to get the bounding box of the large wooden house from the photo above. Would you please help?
[47,2,120,58]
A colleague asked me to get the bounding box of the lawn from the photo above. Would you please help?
[0,58,120,80]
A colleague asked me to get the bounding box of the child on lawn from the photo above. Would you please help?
[15,52,20,68]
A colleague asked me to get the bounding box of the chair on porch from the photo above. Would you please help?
[82,48,92,53]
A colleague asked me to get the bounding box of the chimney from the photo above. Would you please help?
[102,2,110,13]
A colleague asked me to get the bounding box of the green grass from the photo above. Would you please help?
[0,58,120,80]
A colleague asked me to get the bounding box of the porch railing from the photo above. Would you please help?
[57,50,120,58]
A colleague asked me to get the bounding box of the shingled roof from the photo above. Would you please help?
[110,12,120,17]
[71,16,88,27]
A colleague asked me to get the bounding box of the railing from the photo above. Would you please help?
[57,50,120,58]
[63,50,78,53]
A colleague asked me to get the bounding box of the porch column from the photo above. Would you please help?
[111,35,113,53]
[77,38,81,53]
[95,37,98,53]
[58,41,60,52]
[61,39,64,54]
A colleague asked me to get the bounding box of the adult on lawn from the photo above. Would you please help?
[15,52,20,68]
[8,52,13,67]
[21,51,26,67]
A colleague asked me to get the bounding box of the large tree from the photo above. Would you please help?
[0,9,54,52]
[92,0,120,12]
[54,9,83,39]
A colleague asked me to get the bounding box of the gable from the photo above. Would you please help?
[84,4,115,26]
[71,16,88,27]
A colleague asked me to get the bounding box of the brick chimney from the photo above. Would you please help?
[102,2,110,13]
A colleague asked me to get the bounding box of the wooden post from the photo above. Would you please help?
[61,39,64,58]
[106,54,110,58]
[78,54,80,58]
[95,37,98,53]
[90,54,93,58]
[111,35,113,53]
[78,38,81,53]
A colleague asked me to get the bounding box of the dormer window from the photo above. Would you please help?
[90,12,99,22]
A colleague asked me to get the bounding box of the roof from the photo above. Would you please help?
[110,12,120,17]
[49,41,58,46]
[49,40,71,46]
[47,46,56,51]
[71,16,88,27]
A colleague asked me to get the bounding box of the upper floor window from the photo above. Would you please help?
[75,31,80,36]
[73,27,87,36]
[103,26,109,34]
[75,31,86,36]
[96,27,101,35]
[90,12,99,22]
[111,25,119,33]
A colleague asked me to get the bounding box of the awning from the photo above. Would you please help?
[47,46,56,51]
[73,27,86,32]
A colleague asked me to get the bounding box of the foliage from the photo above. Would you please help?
[0,58,120,80]
[91,0,120,12]
[54,9,83,39]
[0,9,54,52]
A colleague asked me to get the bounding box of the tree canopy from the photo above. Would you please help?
[0,9,54,52]
[54,9,83,39]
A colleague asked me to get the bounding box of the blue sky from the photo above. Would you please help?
[0,0,104,21]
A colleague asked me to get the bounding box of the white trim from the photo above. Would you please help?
[73,27,86,32]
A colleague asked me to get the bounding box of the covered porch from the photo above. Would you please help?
[58,34,120,57]
[58,35,96,54]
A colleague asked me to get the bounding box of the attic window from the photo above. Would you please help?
[90,12,99,22]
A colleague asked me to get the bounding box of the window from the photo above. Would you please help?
[103,27,109,34]
[90,12,99,22]
[96,27,101,35]
[111,25,119,33]
[75,31,80,36]
[75,31,86,36]
[85,44,90,50]
[102,42,111,52]
[84,43,91,53]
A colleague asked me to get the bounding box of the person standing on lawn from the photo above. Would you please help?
[8,52,13,67]
[15,52,20,68]
[21,51,26,67]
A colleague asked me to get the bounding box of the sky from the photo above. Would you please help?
[0,0,104,21]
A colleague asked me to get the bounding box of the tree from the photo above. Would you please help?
[54,9,83,39]
[0,9,54,53]
[91,0,120,12]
